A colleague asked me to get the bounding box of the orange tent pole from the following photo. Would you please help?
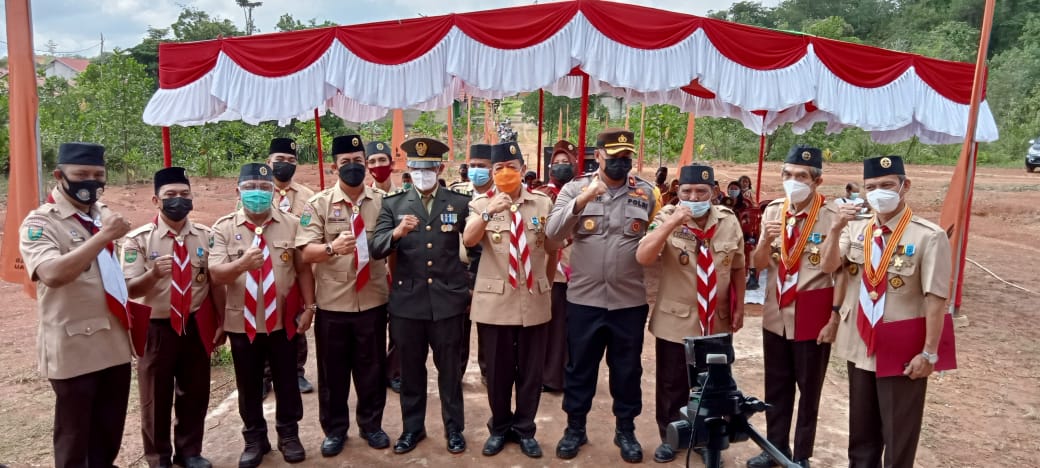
[314,109,326,190]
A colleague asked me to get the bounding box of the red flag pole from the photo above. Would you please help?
[637,103,647,172]
[537,89,544,179]
[162,127,172,167]
[754,115,767,204]
[314,109,326,190]
[465,97,472,162]
[2,0,42,297]
[947,0,996,316]
[577,72,590,172]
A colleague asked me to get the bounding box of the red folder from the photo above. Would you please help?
[127,301,152,357]
[875,313,957,378]
[193,295,220,355]
[793,287,834,342]
[284,284,303,340]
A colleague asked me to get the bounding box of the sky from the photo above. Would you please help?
[1,0,780,57]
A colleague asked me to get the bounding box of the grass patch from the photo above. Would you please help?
[210,344,233,367]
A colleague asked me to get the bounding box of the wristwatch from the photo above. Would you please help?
[481,210,492,223]
[325,243,335,256]
[921,350,939,365]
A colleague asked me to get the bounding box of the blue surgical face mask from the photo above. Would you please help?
[850,192,860,200]
[241,189,273,213]
[468,167,491,187]
[680,200,712,217]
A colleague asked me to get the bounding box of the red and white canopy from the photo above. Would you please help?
[143,0,998,145]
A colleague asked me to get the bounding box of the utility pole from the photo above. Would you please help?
[236,0,263,35]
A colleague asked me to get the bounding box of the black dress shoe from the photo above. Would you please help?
[321,435,346,457]
[238,439,271,468]
[178,455,212,468]
[277,436,306,463]
[394,430,427,454]
[389,377,402,394]
[519,437,543,458]
[157,459,174,468]
[654,443,676,463]
[555,427,587,459]
[614,429,643,463]
[447,431,466,454]
[361,429,390,449]
[747,450,781,468]
[541,384,562,393]
[298,376,314,394]
[482,434,506,456]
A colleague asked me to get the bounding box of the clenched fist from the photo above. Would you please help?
[393,215,420,240]
[100,212,132,241]
[332,230,356,255]
[151,255,173,279]
[239,246,264,271]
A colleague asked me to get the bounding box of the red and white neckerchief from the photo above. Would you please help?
[346,198,370,292]
[74,212,131,331]
[857,208,913,356]
[159,217,192,335]
[277,187,292,213]
[685,223,718,335]
[776,194,824,309]
[242,218,276,342]
[508,199,533,291]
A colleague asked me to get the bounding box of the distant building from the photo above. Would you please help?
[43,57,90,81]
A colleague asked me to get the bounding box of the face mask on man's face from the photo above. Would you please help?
[410,170,438,191]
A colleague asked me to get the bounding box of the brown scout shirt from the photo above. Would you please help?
[646,205,745,344]
[19,187,132,380]
[275,181,315,216]
[467,189,554,327]
[546,175,659,310]
[121,219,214,319]
[294,185,389,312]
[760,197,838,339]
[210,209,301,334]
[833,206,951,371]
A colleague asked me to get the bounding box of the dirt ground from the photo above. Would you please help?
[1,159,1039,467]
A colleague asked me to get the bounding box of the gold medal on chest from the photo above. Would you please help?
[583,218,596,231]
[491,232,502,243]
[848,264,859,275]
[196,272,206,283]
[893,257,904,269]
[280,251,290,263]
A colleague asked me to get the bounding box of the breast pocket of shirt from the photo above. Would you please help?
[577,203,605,237]
[271,241,295,271]
[711,240,739,281]
[885,258,918,296]
[486,220,510,254]
[623,205,649,237]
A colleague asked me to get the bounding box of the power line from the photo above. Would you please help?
[0,39,103,55]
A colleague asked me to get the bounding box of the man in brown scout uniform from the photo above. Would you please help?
[296,134,392,457]
[546,129,660,463]
[458,143,495,382]
[370,137,472,455]
[209,163,317,467]
[19,142,135,467]
[463,141,558,459]
[123,167,223,468]
[266,137,315,395]
[748,146,839,468]
[535,140,578,394]
[822,155,951,468]
[635,164,746,463]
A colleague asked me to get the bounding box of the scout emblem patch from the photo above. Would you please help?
[889,276,904,289]
[196,272,206,283]
[26,226,43,241]
[491,232,502,243]
[583,218,596,231]
[679,250,690,266]
[808,253,821,265]
[280,251,291,263]
[124,249,138,263]
[848,264,859,275]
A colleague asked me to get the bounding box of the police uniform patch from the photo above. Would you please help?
[124,249,138,263]
[416,141,428,156]
[618,134,628,144]
[26,226,43,241]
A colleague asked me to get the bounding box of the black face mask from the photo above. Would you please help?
[550,164,575,184]
[338,162,366,187]
[271,161,297,182]
[161,197,193,222]
[61,173,104,206]
[603,157,632,181]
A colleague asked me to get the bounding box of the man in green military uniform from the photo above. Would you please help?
[371,137,472,455]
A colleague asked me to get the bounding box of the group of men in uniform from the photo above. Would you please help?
[21,130,950,468]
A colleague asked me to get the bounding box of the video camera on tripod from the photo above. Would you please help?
[665,333,801,468]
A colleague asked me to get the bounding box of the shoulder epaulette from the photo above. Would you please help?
[127,223,155,238]
[192,222,213,233]
[213,212,237,226]
[716,205,735,215]
[385,188,408,198]
[910,215,944,232]
[451,186,473,196]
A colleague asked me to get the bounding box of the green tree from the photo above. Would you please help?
[127,27,170,85]
[803,16,861,42]
[171,7,242,42]
[275,13,336,32]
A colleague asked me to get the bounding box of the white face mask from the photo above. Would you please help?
[680,200,712,218]
[782,180,812,204]
[410,169,438,191]
[866,186,902,214]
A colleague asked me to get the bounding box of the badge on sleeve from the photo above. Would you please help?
[124,249,138,263]
[300,212,312,226]
[196,247,205,258]
[26,226,43,241]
